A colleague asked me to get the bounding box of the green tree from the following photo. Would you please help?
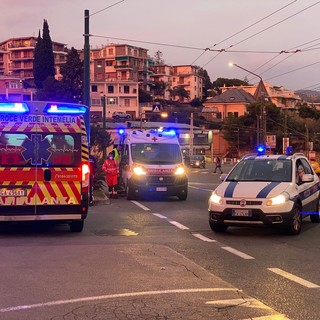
[36,47,84,102]
[172,85,190,102]
[212,77,249,93]
[59,47,83,103]
[197,67,212,101]
[33,20,55,89]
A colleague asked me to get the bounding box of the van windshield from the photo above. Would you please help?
[131,143,182,164]
[0,132,82,167]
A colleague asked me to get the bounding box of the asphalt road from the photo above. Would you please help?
[0,163,319,319]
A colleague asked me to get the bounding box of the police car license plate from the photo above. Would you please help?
[232,209,252,216]
[156,187,167,192]
[0,188,27,197]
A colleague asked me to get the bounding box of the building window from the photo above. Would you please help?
[108,48,114,55]
[107,97,118,105]
[108,85,114,93]
[91,98,101,106]
[124,99,130,107]
[106,61,113,66]
[234,112,239,117]
[124,85,130,94]
[91,85,98,92]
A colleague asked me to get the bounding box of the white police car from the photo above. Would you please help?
[208,146,320,235]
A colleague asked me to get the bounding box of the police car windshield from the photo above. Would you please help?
[131,143,182,164]
[227,158,292,182]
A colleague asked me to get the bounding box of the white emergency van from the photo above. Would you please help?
[120,129,188,200]
[0,101,91,232]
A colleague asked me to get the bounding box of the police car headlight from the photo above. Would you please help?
[266,192,289,206]
[175,166,185,175]
[209,191,222,205]
[133,166,146,175]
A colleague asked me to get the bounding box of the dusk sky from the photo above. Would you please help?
[2,0,320,91]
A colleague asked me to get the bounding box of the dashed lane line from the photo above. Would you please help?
[221,247,255,260]
[192,233,217,242]
[268,268,320,288]
[152,213,167,219]
[130,201,150,211]
[168,220,189,230]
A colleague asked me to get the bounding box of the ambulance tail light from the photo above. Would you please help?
[82,163,90,187]
[44,103,87,114]
[0,102,29,113]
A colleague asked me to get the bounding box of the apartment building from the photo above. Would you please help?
[150,64,204,102]
[0,37,67,81]
[220,82,301,110]
[89,43,155,120]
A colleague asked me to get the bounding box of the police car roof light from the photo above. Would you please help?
[256,144,266,155]
[286,146,293,155]
[118,128,125,135]
[44,103,87,114]
[0,102,29,113]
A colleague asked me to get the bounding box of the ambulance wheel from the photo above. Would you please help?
[126,181,135,200]
[284,204,302,235]
[69,220,84,232]
[178,188,188,200]
[209,221,228,232]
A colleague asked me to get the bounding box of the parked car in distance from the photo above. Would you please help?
[112,111,131,120]
[189,155,206,168]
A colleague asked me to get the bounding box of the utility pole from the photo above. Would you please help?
[84,10,91,143]
[102,95,107,160]
[189,112,194,156]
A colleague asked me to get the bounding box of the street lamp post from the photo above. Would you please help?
[229,63,267,146]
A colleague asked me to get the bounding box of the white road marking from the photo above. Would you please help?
[221,247,255,260]
[242,315,291,320]
[0,288,237,313]
[192,233,217,242]
[188,185,214,192]
[168,220,189,230]
[206,298,254,305]
[152,213,167,219]
[268,268,320,288]
[131,201,150,211]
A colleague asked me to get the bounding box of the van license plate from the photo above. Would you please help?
[0,188,27,197]
[156,187,167,192]
[232,209,251,216]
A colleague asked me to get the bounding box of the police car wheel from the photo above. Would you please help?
[285,204,302,235]
[69,220,84,232]
[209,221,228,232]
[178,189,188,200]
[310,212,320,223]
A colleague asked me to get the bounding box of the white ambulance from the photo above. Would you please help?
[120,128,188,200]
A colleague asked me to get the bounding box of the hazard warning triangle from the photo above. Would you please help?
[152,105,160,112]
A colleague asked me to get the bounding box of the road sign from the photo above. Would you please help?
[152,104,161,113]
[266,135,276,148]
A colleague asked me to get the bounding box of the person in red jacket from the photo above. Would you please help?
[102,152,120,198]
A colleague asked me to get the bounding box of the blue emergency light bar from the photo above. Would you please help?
[0,102,29,113]
[44,103,87,114]
[118,128,125,135]
[256,144,266,155]
[286,146,293,155]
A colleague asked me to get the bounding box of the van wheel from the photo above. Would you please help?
[126,181,135,200]
[69,220,84,232]
[209,221,228,232]
[284,204,302,235]
[178,188,188,200]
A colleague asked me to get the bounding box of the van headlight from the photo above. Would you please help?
[266,192,289,206]
[133,166,146,175]
[175,166,185,175]
[209,191,222,205]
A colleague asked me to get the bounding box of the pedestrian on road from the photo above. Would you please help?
[213,156,223,174]
[102,152,119,198]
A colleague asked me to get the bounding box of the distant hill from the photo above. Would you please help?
[295,90,320,103]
